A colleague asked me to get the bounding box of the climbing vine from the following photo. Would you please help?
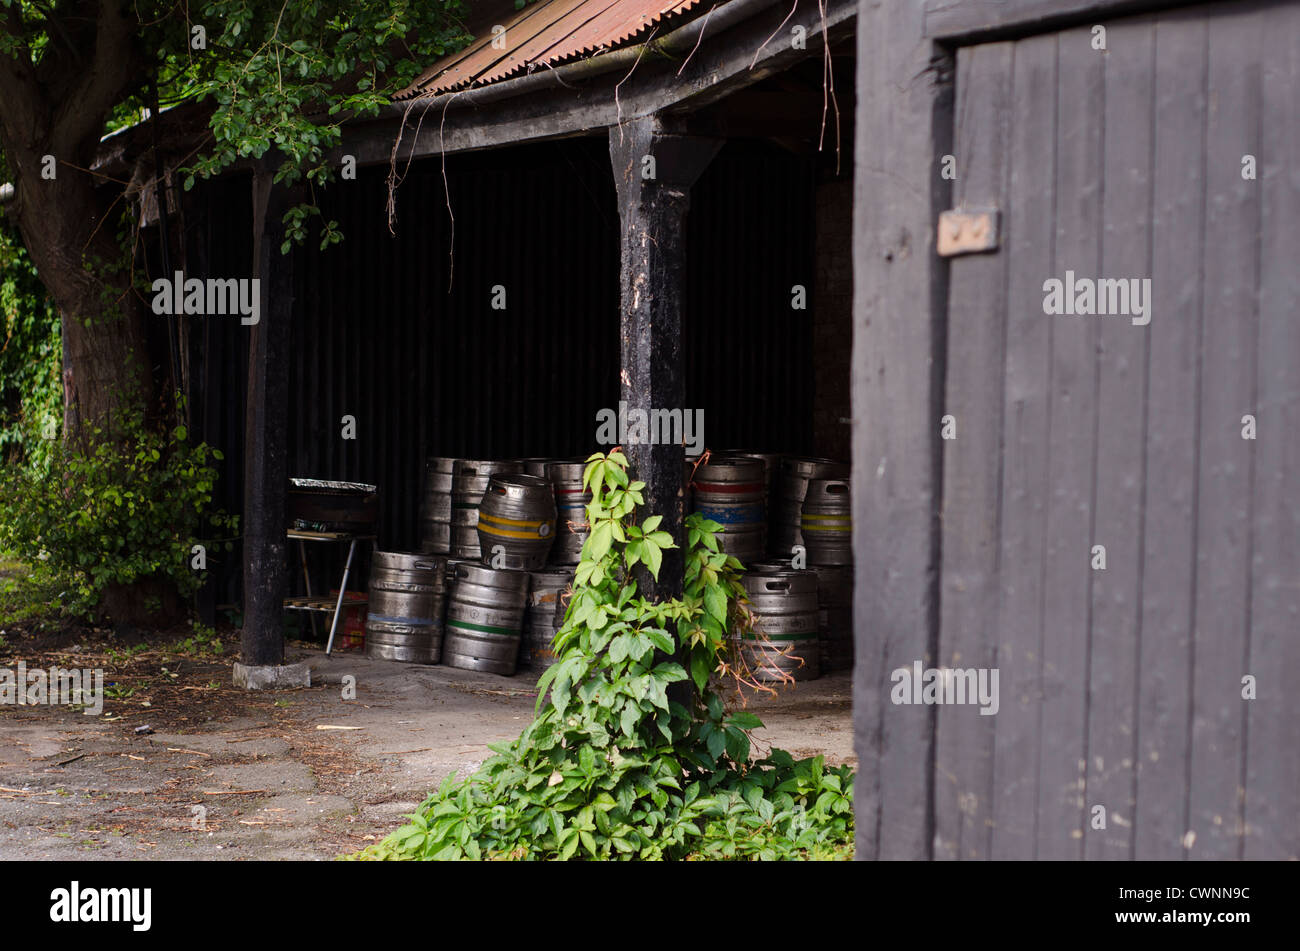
[352,451,853,861]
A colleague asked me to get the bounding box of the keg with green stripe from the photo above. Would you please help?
[520,567,572,671]
[546,460,592,565]
[770,457,849,557]
[800,478,852,566]
[692,455,767,566]
[418,456,457,554]
[476,472,557,570]
[364,551,447,664]
[451,459,524,560]
[442,563,531,675]
[735,566,821,682]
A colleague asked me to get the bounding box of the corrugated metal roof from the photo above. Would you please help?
[397,0,704,99]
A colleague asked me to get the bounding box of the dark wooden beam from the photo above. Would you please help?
[851,0,953,860]
[609,117,720,607]
[241,166,294,667]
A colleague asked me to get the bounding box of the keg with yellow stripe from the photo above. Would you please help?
[443,563,531,675]
[800,478,852,566]
[770,457,849,557]
[451,459,524,560]
[476,472,557,570]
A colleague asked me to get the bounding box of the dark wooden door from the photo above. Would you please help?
[933,0,1299,860]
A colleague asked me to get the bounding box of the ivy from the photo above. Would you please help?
[350,451,854,861]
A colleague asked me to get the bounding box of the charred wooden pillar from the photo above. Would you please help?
[609,118,720,601]
[241,167,293,666]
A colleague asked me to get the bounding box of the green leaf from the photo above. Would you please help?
[704,584,727,624]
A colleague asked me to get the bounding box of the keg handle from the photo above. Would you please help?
[826,482,849,494]
[491,484,507,495]
[764,580,791,592]
[414,560,438,571]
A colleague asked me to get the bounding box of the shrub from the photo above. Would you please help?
[0,401,237,622]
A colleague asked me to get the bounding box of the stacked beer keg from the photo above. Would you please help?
[417,457,457,554]
[736,562,821,682]
[364,551,447,664]
[690,455,767,567]
[371,450,851,681]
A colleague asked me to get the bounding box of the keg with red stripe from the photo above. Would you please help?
[692,455,767,567]
[546,459,592,565]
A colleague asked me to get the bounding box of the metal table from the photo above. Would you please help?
[283,530,375,656]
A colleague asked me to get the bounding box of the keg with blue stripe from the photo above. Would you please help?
[800,478,852,565]
[691,455,766,567]
[476,472,557,570]
[735,566,821,682]
[364,551,447,664]
[443,563,531,675]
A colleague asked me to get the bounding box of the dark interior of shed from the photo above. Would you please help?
[170,41,856,629]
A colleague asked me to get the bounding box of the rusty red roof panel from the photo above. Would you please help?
[397,0,704,99]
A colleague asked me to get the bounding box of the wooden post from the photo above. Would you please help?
[609,118,720,602]
[851,0,953,859]
[241,167,293,667]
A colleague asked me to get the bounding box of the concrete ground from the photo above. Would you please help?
[0,646,853,860]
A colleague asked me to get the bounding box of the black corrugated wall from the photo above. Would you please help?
[184,137,816,611]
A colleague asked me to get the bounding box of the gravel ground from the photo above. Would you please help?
[0,633,855,861]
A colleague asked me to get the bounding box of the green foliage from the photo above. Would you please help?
[0,229,62,471]
[171,1,474,249]
[0,398,237,620]
[351,452,854,861]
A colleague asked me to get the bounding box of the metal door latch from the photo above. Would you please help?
[937,208,1000,257]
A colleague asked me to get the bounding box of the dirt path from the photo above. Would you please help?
[0,641,854,860]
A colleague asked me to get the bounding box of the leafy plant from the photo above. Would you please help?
[0,229,61,472]
[0,397,237,621]
[352,451,853,861]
